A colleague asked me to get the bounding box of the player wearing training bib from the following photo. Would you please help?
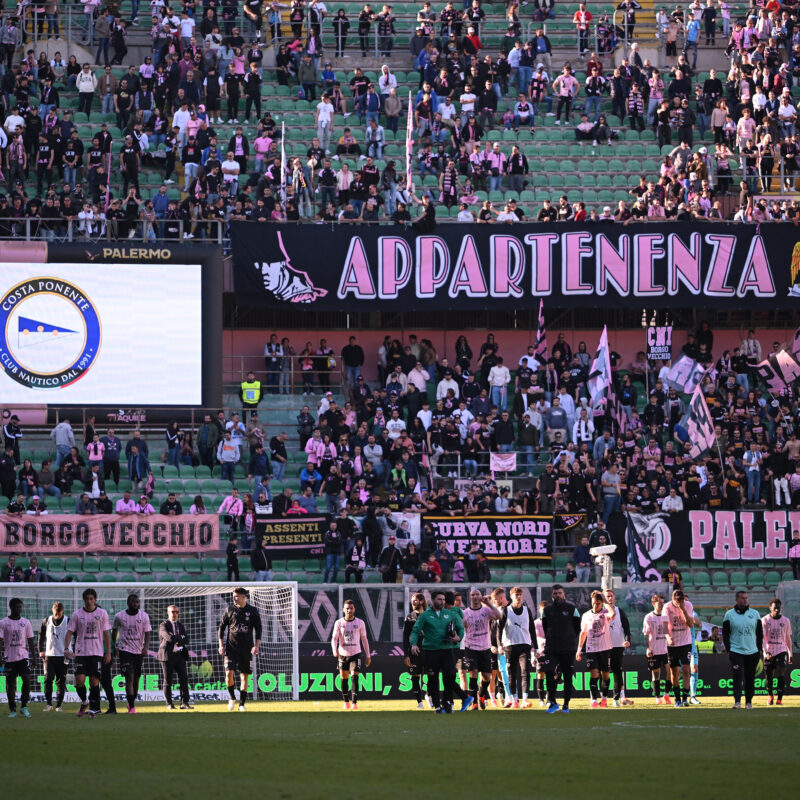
[331,599,371,710]
[463,588,502,710]
[403,593,428,709]
[39,601,68,711]
[762,598,793,706]
[499,586,539,709]
[218,587,263,712]
[722,590,763,710]
[664,589,695,707]
[603,589,633,707]
[577,590,616,708]
[64,588,112,718]
[643,594,672,705]
[112,594,152,714]
[0,598,35,718]
[489,587,510,708]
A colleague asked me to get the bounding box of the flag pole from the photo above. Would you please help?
[280,121,286,206]
[406,90,413,196]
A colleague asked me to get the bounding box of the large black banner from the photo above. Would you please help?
[609,509,800,563]
[256,515,327,557]
[424,514,554,560]
[231,221,800,310]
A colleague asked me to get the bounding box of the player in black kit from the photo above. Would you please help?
[402,592,427,709]
[218,588,263,711]
[540,584,581,714]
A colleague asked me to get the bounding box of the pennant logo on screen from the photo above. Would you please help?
[0,277,101,390]
[255,231,328,304]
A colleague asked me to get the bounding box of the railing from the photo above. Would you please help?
[222,353,346,397]
[0,216,226,243]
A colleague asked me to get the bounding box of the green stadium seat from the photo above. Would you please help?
[162,465,180,478]
[763,570,781,586]
[48,557,65,573]
[184,558,203,573]
[365,572,383,583]
[195,465,212,478]
[100,574,117,582]
[286,559,305,572]
[98,556,116,573]
[167,557,185,572]
[83,556,100,572]
[116,557,134,574]
[781,571,794,582]
[65,557,83,573]
[746,571,765,586]
[150,557,168,573]
[729,571,747,587]
[81,574,98,582]
[134,557,152,574]
[692,571,711,587]
[537,572,555,582]
[159,575,177,582]
[503,570,521,583]
[182,479,201,494]
[711,571,729,586]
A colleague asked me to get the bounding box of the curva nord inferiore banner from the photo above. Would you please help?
[231,221,800,310]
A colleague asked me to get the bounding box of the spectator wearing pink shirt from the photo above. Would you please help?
[253,132,273,174]
[136,495,155,514]
[219,488,244,538]
[86,433,105,464]
[552,66,578,125]
[115,490,138,513]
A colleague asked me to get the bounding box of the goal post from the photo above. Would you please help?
[0,582,299,704]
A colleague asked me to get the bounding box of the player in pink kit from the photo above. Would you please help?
[762,598,793,706]
[664,589,695,707]
[0,598,35,718]
[463,588,502,710]
[112,594,152,714]
[331,599,370,710]
[643,593,672,705]
[64,588,112,718]
[576,590,616,708]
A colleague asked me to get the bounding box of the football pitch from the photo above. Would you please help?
[3,698,797,799]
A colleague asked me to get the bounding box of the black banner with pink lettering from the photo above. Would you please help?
[608,509,800,564]
[231,222,800,310]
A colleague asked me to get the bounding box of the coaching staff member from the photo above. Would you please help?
[541,584,581,714]
[158,605,193,709]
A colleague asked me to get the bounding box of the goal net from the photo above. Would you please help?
[0,582,298,704]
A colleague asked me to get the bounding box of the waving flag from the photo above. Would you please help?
[587,325,612,411]
[625,512,662,583]
[534,298,547,364]
[662,354,706,393]
[405,90,414,192]
[683,383,717,459]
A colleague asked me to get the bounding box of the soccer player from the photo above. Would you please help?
[533,601,547,707]
[489,587,509,707]
[498,586,538,709]
[576,590,615,708]
[409,589,464,714]
[643,594,672,705]
[112,593,152,713]
[603,589,633,707]
[402,592,428,709]
[722,590,763,710]
[0,598,35,718]
[445,591,473,711]
[39,601,69,711]
[664,588,695,707]
[331,599,371,710]
[541,584,581,714]
[762,598,792,706]
[64,587,112,718]
[218,587,263,711]
[463,588,502,710]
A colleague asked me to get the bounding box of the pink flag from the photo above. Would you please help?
[490,452,517,475]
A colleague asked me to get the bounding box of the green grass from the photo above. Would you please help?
[4,699,797,799]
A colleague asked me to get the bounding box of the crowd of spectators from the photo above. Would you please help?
[1,0,799,237]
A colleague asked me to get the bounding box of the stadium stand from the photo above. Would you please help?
[0,0,797,235]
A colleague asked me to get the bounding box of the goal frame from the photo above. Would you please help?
[0,581,300,702]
